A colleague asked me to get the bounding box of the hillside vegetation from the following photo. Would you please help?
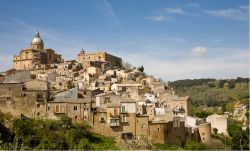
[169,77,249,115]
[0,114,118,150]
[169,78,250,150]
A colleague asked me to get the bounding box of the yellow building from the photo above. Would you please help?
[76,49,122,68]
[13,32,63,70]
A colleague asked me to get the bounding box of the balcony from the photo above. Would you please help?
[120,110,128,114]
[110,122,120,127]
[120,119,128,123]
[110,118,120,127]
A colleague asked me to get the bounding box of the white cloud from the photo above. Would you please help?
[188,2,200,8]
[123,49,249,81]
[146,15,168,21]
[95,0,121,27]
[146,7,187,22]
[191,46,207,57]
[164,8,186,15]
[205,5,249,21]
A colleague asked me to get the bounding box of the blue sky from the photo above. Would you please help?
[0,0,249,81]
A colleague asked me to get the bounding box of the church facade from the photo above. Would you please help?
[13,32,64,70]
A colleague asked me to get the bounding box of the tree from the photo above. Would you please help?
[228,119,249,150]
[0,116,13,143]
[0,115,119,150]
[207,81,216,87]
[122,61,132,69]
[213,128,218,134]
[60,115,72,129]
[137,65,144,72]
[235,77,249,83]
[78,138,93,150]
[195,111,212,118]
[227,80,235,89]
[66,81,75,89]
[218,80,227,88]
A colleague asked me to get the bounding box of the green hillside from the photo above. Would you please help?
[169,78,249,115]
[0,114,119,150]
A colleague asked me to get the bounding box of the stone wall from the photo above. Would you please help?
[197,123,211,145]
[149,123,166,144]
[135,115,149,138]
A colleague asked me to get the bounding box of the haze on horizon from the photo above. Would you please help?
[0,0,249,81]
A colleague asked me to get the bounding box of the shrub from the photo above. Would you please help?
[184,139,208,150]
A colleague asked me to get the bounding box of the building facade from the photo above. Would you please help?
[13,32,63,70]
[76,49,122,69]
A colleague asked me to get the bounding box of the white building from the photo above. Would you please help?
[206,114,228,135]
[144,93,156,102]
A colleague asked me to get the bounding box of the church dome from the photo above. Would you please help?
[31,32,44,49]
[31,32,44,45]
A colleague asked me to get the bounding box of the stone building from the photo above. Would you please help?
[76,49,122,69]
[91,103,121,138]
[13,32,63,70]
[0,80,49,118]
[185,116,211,145]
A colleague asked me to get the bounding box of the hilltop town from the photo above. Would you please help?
[1,32,231,148]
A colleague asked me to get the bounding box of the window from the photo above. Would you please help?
[55,105,60,112]
[104,97,110,103]
[37,104,40,108]
[158,128,160,132]
[75,116,78,119]
[48,106,50,110]
[25,52,29,59]
[37,93,43,100]
[121,106,125,113]
[8,87,11,91]
[114,108,117,116]
[73,106,77,111]
[37,112,40,116]
[121,115,126,122]
[100,117,105,123]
